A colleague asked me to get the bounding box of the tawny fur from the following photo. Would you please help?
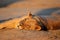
[0,13,41,30]
[0,12,60,30]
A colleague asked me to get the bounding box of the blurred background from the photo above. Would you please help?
[0,0,60,20]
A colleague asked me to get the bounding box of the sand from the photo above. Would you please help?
[0,29,60,40]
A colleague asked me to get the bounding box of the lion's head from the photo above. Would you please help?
[18,12,41,31]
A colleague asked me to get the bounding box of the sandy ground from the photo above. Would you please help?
[0,29,60,40]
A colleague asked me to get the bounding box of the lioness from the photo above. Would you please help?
[0,12,60,31]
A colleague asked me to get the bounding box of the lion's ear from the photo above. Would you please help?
[28,11,33,18]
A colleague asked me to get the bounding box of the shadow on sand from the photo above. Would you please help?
[35,7,60,16]
[0,0,25,8]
